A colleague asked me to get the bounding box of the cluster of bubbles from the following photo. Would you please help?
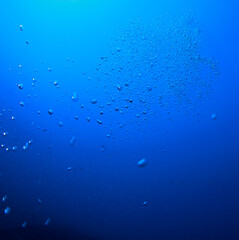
[1,194,50,228]
[92,15,219,125]
[0,134,33,152]
[0,14,219,227]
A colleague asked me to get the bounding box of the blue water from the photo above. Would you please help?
[0,1,239,239]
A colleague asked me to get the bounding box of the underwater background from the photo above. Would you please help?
[0,0,239,239]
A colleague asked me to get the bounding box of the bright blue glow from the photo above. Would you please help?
[0,1,239,239]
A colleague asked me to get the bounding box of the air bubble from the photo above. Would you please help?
[91,99,97,104]
[72,92,78,101]
[48,109,53,115]
[97,119,102,124]
[70,136,76,145]
[138,158,147,167]
[4,206,11,215]
[18,83,23,89]
[211,113,217,120]
[2,195,7,202]
[12,146,17,151]
[44,218,51,226]
[22,221,27,228]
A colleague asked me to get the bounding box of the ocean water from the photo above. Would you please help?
[0,1,239,240]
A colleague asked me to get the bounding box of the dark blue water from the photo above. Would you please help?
[0,1,239,239]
